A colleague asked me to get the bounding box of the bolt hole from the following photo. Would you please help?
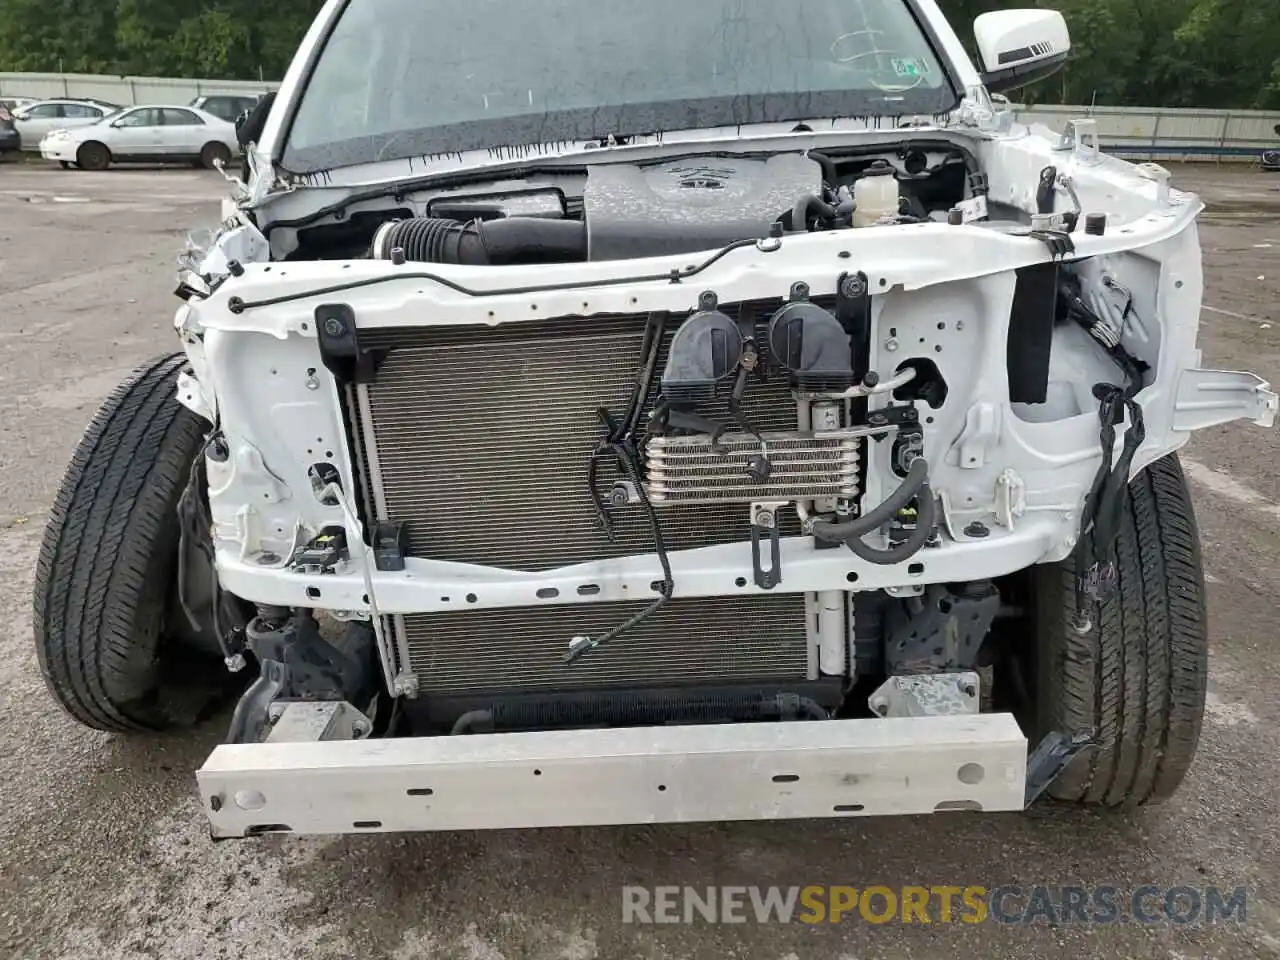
[533,769,542,776]
[657,784,667,792]
[937,321,946,330]
[577,584,601,596]
[466,593,478,604]
[361,594,369,604]
[407,788,434,797]
[353,820,382,829]
[846,572,859,583]
[1175,280,1184,289]
[772,774,800,783]
[306,367,316,376]
[440,596,450,603]
[889,327,897,336]
[735,577,748,587]
[926,416,934,424]
[306,587,321,599]
[908,562,924,576]
[536,587,559,599]
[325,450,333,458]
[834,804,865,813]
[934,345,942,353]
[301,323,308,331]
[878,278,887,288]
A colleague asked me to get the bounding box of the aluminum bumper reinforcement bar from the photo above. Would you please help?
[198,714,1028,838]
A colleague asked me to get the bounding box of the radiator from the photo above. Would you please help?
[352,302,828,690]
[400,595,811,695]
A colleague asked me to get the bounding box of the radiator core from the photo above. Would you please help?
[352,304,828,690]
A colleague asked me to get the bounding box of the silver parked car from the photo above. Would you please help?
[39,104,239,170]
[11,98,121,149]
[188,93,264,124]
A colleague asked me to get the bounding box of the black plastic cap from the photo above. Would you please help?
[1085,213,1107,236]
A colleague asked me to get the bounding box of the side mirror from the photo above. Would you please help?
[974,9,1070,95]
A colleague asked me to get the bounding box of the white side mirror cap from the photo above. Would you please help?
[974,9,1071,95]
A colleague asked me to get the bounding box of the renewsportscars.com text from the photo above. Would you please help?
[621,885,1248,926]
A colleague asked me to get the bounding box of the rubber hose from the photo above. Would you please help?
[450,709,493,735]
[791,194,837,232]
[811,457,935,565]
[375,216,587,264]
[843,483,936,565]
[806,150,838,186]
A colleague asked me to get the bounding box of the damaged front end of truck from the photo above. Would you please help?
[34,0,1277,838]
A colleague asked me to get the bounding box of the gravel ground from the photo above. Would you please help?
[0,161,1277,960]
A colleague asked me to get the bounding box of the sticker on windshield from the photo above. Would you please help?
[891,57,927,77]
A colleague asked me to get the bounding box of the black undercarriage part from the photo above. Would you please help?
[883,581,1001,674]
[224,608,379,745]
[445,685,834,735]
[176,436,249,665]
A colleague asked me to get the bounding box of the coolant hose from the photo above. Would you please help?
[791,194,837,231]
[810,457,936,565]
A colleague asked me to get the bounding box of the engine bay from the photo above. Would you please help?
[284,140,1002,264]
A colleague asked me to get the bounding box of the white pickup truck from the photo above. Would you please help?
[33,0,1276,838]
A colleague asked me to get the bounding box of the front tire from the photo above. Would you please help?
[76,141,110,171]
[1028,453,1209,807]
[33,353,227,732]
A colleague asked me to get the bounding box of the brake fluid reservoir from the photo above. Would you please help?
[852,160,900,227]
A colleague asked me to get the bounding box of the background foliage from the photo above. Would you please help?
[0,0,1276,108]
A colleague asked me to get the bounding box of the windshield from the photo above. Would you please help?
[282,0,958,173]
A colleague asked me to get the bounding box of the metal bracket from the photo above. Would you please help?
[314,303,387,385]
[1024,731,1095,806]
[951,402,1001,469]
[266,701,373,743]
[1173,368,1278,431]
[883,582,1002,674]
[1053,118,1101,164]
[993,468,1026,530]
[749,502,784,590]
[869,672,981,718]
[1134,162,1172,207]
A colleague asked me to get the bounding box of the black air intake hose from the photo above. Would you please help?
[371,216,587,265]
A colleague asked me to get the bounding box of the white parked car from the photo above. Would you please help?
[11,98,120,149]
[39,104,238,170]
